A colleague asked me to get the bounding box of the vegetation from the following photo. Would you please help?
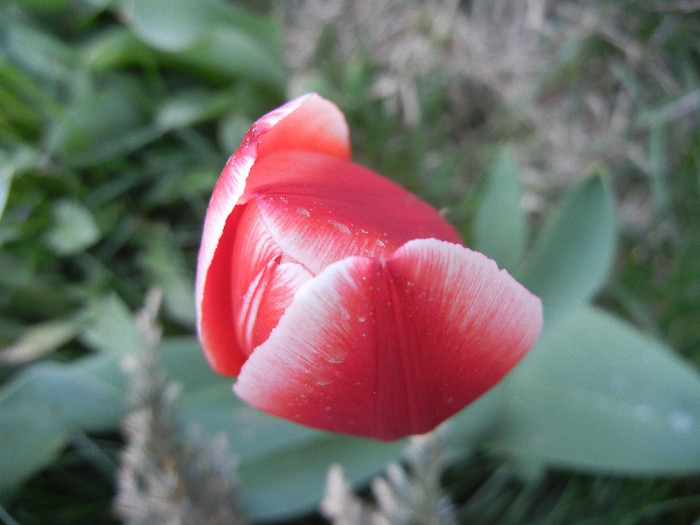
[1,0,698,523]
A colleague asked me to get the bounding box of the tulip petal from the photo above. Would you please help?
[197,208,247,375]
[201,201,312,374]
[197,94,350,372]
[385,239,543,419]
[236,259,313,358]
[249,150,463,274]
[234,239,542,440]
[232,203,313,354]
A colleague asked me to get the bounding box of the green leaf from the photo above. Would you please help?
[0,158,13,222]
[648,123,670,215]
[123,0,224,52]
[3,18,82,89]
[0,84,43,141]
[473,147,527,273]
[84,27,157,73]
[0,360,126,497]
[121,0,284,87]
[154,90,235,132]
[138,225,196,327]
[239,433,402,521]
[44,200,101,256]
[5,0,75,11]
[489,306,700,474]
[0,51,65,127]
[177,26,285,87]
[446,383,505,453]
[46,78,158,167]
[0,403,68,499]
[0,316,84,366]
[518,172,616,330]
[0,295,140,497]
[79,293,141,357]
[158,337,405,520]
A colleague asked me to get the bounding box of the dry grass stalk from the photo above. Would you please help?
[114,289,247,525]
[321,425,456,525]
[281,0,689,222]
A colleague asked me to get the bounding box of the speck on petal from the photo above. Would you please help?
[234,239,542,440]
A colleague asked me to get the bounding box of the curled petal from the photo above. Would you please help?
[197,208,246,375]
[197,95,350,372]
[203,201,313,375]
[234,239,542,440]
[255,262,312,347]
[235,259,313,360]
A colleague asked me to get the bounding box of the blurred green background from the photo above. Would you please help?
[1,0,699,523]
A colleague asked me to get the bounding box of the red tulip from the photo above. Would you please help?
[196,94,542,440]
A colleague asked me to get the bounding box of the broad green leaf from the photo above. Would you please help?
[518,173,616,330]
[0,253,36,303]
[154,90,235,132]
[0,295,140,497]
[138,225,196,327]
[239,433,402,521]
[0,360,126,497]
[75,353,129,392]
[121,0,284,87]
[123,0,224,52]
[122,0,280,53]
[0,161,12,223]
[0,406,68,499]
[3,19,82,89]
[648,123,670,215]
[489,306,700,474]
[0,142,34,172]
[0,316,84,366]
[84,27,157,73]
[473,147,527,273]
[44,199,101,256]
[446,383,505,454]
[158,337,405,520]
[4,0,74,11]
[177,26,285,88]
[45,77,158,167]
[0,51,65,126]
[0,84,43,140]
[79,293,141,356]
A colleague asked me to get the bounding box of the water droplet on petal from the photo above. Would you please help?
[328,219,350,234]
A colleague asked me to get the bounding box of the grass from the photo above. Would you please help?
[1,0,699,523]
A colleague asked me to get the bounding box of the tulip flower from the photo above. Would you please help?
[196,94,542,440]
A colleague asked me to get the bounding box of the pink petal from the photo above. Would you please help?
[232,202,312,355]
[248,150,463,274]
[234,239,542,440]
[196,94,350,372]
[385,239,543,422]
[200,201,312,375]
[197,207,247,375]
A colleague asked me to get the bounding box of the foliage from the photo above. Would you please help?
[321,426,456,524]
[1,0,699,523]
